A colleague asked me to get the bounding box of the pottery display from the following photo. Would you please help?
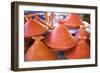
[24,12,90,61]
[25,36,57,61]
[43,20,76,51]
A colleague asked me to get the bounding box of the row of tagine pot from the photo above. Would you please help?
[24,13,90,61]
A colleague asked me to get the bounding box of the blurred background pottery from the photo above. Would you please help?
[63,13,83,29]
[44,12,55,30]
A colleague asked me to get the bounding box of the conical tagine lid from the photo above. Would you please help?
[25,36,57,61]
[43,20,76,51]
[24,18,48,37]
[64,13,83,29]
[64,39,90,59]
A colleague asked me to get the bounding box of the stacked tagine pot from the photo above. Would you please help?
[24,13,57,61]
[64,24,90,59]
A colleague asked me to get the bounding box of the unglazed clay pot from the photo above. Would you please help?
[64,37,90,59]
[63,13,83,29]
[24,36,57,61]
[43,20,76,51]
[75,24,90,45]
[24,18,48,37]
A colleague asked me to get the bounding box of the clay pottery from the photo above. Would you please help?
[63,13,83,29]
[43,20,76,51]
[44,12,55,30]
[75,25,90,45]
[24,36,57,61]
[24,18,48,37]
[64,37,90,59]
[48,12,55,29]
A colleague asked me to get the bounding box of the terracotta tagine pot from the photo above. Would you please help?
[24,36,57,61]
[24,16,48,37]
[43,19,76,51]
[63,13,83,29]
[64,36,90,59]
[75,24,90,45]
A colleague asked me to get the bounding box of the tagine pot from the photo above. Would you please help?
[24,36,57,61]
[63,13,83,29]
[24,17,48,37]
[64,36,90,59]
[75,24,90,45]
[43,20,76,51]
